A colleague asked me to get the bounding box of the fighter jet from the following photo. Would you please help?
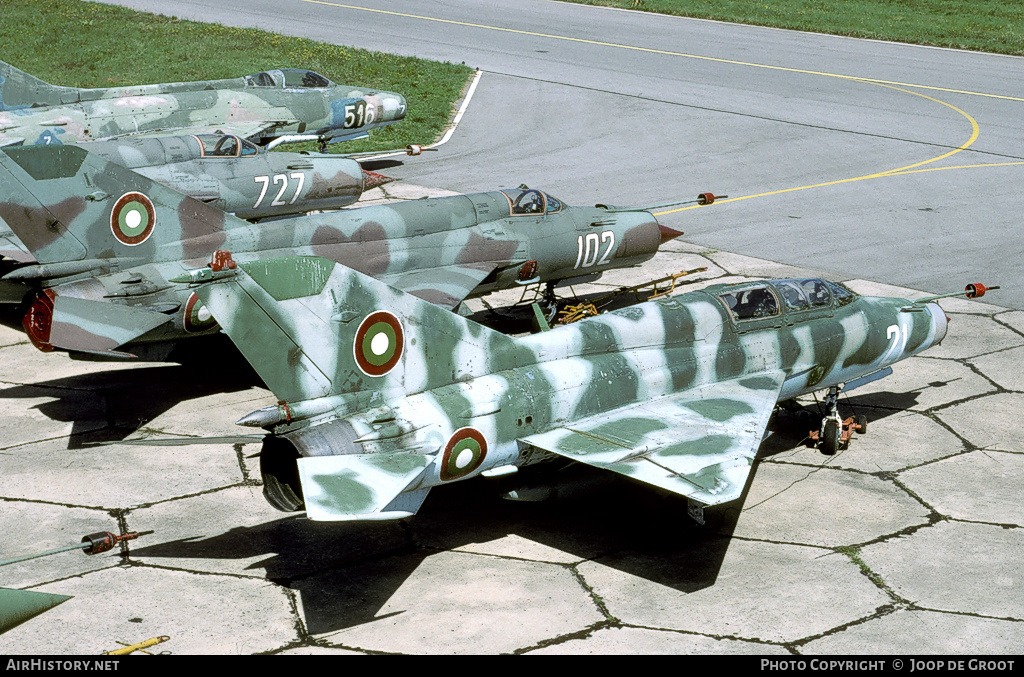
[0,145,696,359]
[186,255,986,523]
[0,132,398,262]
[0,60,407,149]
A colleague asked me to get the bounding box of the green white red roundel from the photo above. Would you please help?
[110,191,156,246]
[354,311,404,376]
[183,292,218,333]
[440,427,488,481]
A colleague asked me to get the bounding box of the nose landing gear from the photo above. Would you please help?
[806,384,868,455]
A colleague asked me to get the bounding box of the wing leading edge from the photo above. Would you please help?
[521,371,786,506]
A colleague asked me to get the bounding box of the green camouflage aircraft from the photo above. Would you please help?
[0,60,407,149]
[187,254,989,523]
[0,132,399,262]
[0,145,695,359]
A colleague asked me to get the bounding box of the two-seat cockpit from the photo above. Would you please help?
[717,279,856,323]
[244,69,333,90]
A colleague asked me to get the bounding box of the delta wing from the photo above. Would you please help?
[521,371,785,506]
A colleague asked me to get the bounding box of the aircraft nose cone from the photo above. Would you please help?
[386,93,408,121]
[659,224,684,244]
[931,302,949,346]
[362,170,396,190]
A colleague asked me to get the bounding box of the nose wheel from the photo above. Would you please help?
[806,385,868,455]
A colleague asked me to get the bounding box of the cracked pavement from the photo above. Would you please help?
[0,184,1021,654]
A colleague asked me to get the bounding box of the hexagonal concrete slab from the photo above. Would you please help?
[576,538,889,643]
[0,503,122,589]
[935,393,1024,454]
[295,550,604,654]
[0,437,244,508]
[730,462,931,547]
[969,346,1024,392]
[859,521,1024,620]
[527,626,791,654]
[801,608,1024,654]
[899,450,1024,526]
[0,566,298,655]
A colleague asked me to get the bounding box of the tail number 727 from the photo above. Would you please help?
[574,231,615,269]
[254,173,306,209]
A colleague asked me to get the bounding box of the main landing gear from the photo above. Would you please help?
[806,384,868,455]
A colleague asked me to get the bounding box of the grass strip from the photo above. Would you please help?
[0,0,474,153]
[559,0,1024,56]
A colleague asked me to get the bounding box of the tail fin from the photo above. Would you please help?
[194,256,518,404]
[0,145,239,265]
[0,60,78,109]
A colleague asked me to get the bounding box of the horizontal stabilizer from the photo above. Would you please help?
[0,588,72,634]
[50,296,171,354]
[521,371,785,506]
[0,225,33,262]
[297,453,433,521]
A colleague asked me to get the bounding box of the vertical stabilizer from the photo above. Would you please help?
[0,145,241,265]
[0,60,79,109]
[195,256,518,403]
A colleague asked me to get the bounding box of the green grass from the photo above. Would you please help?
[0,0,474,153]
[559,0,1024,56]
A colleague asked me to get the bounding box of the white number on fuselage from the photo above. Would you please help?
[253,173,307,209]
[574,231,615,269]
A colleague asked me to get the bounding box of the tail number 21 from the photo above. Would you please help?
[574,231,615,269]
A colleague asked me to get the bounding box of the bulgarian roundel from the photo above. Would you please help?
[440,427,488,481]
[183,292,218,333]
[110,192,156,246]
[353,311,404,376]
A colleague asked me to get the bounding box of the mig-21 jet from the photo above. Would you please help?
[0,145,701,359]
[0,132,400,262]
[0,60,407,149]
[185,254,988,523]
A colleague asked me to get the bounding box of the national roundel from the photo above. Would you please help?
[183,292,218,334]
[110,192,156,246]
[440,427,488,481]
[353,311,404,376]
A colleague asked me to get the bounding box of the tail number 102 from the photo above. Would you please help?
[574,231,615,269]
[254,172,306,209]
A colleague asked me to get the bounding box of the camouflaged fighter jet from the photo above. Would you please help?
[186,254,989,523]
[0,60,407,149]
[0,132,397,262]
[0,145,695,359]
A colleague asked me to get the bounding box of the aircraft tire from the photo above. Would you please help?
[821,419,841,455]
[856,414,868,434]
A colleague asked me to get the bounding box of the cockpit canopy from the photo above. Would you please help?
[244,69,334,89]
[191,134,259,158]
[499,188,564,216]
[718,279,856,321]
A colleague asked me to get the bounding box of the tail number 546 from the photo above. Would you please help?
[574,231,615,269]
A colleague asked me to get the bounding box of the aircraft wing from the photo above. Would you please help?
[520,371,786,506]
[296,452,434,521]
[377,262,500,309]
